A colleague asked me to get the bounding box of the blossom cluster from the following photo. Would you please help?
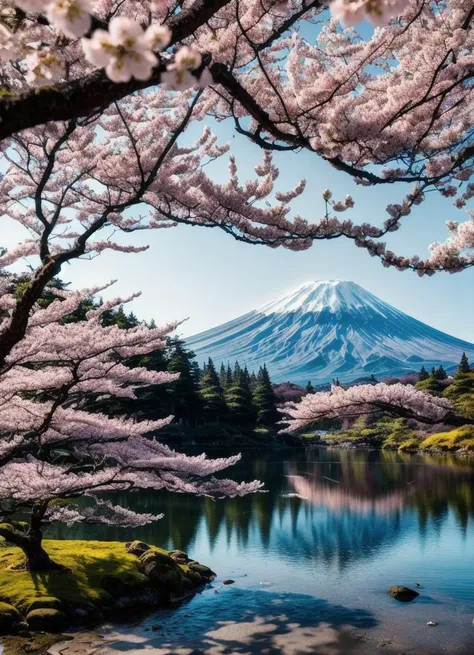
[280,382,454,433]
[329,0,410,27]
[0,278,263,528]
[3,0,208,88]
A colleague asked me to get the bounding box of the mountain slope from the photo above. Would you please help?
[185,281,474,386]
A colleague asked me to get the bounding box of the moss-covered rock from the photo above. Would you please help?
[26,608,67,631]
[26,597,63,614]
[387,586,419,602]
[0,601,22,634]
[169,550,190,564]
[188,561,215,579]
[125,541,151,557]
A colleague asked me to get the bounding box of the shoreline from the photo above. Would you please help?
[302,437,474,457]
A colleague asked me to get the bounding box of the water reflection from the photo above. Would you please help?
[50,448,474,567]
[47,448,474,654]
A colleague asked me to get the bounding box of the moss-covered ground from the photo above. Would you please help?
[0,538,214,644]
[0,540,156,614]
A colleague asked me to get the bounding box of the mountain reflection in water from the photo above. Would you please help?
[48,448,474,653]
[49,448,474,566]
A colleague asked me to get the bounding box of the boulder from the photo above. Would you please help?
[0,601,22,634]
[26,608,67,632]
[139,550,176,578]
[169,550,190,564]
[126,541,151,556]
[26,597,63,614]
[188,562,215,580]
[387,586,419,602]
[222,579,235,586]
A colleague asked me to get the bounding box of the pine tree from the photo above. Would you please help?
[419,365,429,381]
[225,364,233,388]
[249,371,258,392]
[225,362,256,425]
[253,365,279,426]
[219,363,228,390]
[199,358,227,422]
[435,365,447,381]
[458,352,470,375]
[166,337,202,424]
[306,381,314,394]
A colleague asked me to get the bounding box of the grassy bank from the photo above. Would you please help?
[302,419,474,454]
[0,539,215,638]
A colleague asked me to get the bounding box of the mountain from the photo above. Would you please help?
[185,280,474,386]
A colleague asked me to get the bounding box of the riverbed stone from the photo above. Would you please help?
[387,586,419,602]
[26,608,67,632]
[0,602,22,634]
[125,541,151,556]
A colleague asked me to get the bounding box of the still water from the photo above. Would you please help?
[51,448,474,654]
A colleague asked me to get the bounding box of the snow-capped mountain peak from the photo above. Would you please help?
[186,281,474,386]
[259,280,386,316]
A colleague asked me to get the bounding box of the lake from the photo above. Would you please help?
[50,448,474,654]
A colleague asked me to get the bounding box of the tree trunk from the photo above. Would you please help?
[22,532,64,572]
[0,525,64,572]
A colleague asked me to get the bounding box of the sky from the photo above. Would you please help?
[2,104,474,344]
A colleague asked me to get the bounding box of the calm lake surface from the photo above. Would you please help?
[51,448,474,654]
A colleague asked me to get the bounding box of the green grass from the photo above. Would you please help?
[0,540,168,614]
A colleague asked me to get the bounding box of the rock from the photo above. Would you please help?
[126,541,151,556]
[222,579,235,585]
[26,597,63,614]
[26,608,67,632]
[169,550,190,564]
[72,608,89,620]
[387,586,419,602]
[151,624,162,631]
[0,602,22,634]
[187,569,204,586]
[188,562,215,580]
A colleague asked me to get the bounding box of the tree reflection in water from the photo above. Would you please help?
[48,448,474,572]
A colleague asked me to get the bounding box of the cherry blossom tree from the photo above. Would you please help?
[279,382,474,433]
[0,277,263,571]
[0,0,472,274]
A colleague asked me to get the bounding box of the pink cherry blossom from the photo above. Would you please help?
[46,0,92,38]
[82,17,158,82]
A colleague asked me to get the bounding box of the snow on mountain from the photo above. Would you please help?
[185,280,474,386]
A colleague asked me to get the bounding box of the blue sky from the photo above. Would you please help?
[2,113,473,343]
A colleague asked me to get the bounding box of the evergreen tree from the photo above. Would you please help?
[225,362,256,425]
[253,365,279,426]
[431,366,437,378]
[225,364,233,388]
[419,365,429,381]
[249,371,258,393]
[199,358,227,421]
[219,363,228,390]
[166,337,202,424]
[306,381,314,394]
[435,365,447,381]
[458,352,470,375]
